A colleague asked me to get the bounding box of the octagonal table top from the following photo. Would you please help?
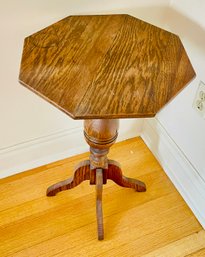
[19,14,195,119]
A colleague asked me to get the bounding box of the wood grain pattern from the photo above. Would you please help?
[84,119,119,148]
[46,160,90,196]
[84,119,119,170]
[45,159,146,197]
[96,168,104,240]
[186,248,205,257]
[46,119,145,239]
[0,138,203,256]
[142,230,205,257]
[107,160,146,192]
[19,14,195,119]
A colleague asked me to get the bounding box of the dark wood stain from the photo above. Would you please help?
[19,14,195,119]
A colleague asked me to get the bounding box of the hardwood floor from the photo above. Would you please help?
[0,137,204,257]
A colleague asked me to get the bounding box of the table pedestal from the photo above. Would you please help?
[47,119,146,240]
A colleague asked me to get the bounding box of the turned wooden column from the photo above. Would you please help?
[84,119,119,169]
[84,119,119,240]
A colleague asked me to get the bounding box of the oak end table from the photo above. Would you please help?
[19,14,195,240]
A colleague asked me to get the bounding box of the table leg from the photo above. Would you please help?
[46,160,90,196]
[107,160,146,192]
[96,168,104,240]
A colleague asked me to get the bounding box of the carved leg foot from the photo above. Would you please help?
[96,168,104,240]
[107,160,146,192]
[46,160,90,196]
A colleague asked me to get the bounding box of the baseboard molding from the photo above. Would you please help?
[0,126,88,179]
[0,119,142,179]
[141,118,205,229]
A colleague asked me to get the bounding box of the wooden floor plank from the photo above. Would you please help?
[141,230,205,257]
[0,137,204,257]
[186,248,205,257]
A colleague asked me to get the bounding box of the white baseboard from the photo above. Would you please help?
[0,119,142,179]
[141,118,205,229]
[0,126,88,178]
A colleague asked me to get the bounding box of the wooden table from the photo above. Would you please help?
[19,14,195,240]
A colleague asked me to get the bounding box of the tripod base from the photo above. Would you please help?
[47,119,146,240]
[47,159,146,240]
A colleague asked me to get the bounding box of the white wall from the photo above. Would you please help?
[140,1,205,227]
[170,0,205,29]
[157,1,205,180]
[0,0,170,177]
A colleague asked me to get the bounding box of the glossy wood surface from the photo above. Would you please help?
[84,119,119,148]
[96,169,104,240]
[46,160,90,196]
[47,119,145,240]
[46,159,146,197]
[0,138,204,256]
[19,14,195,119]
